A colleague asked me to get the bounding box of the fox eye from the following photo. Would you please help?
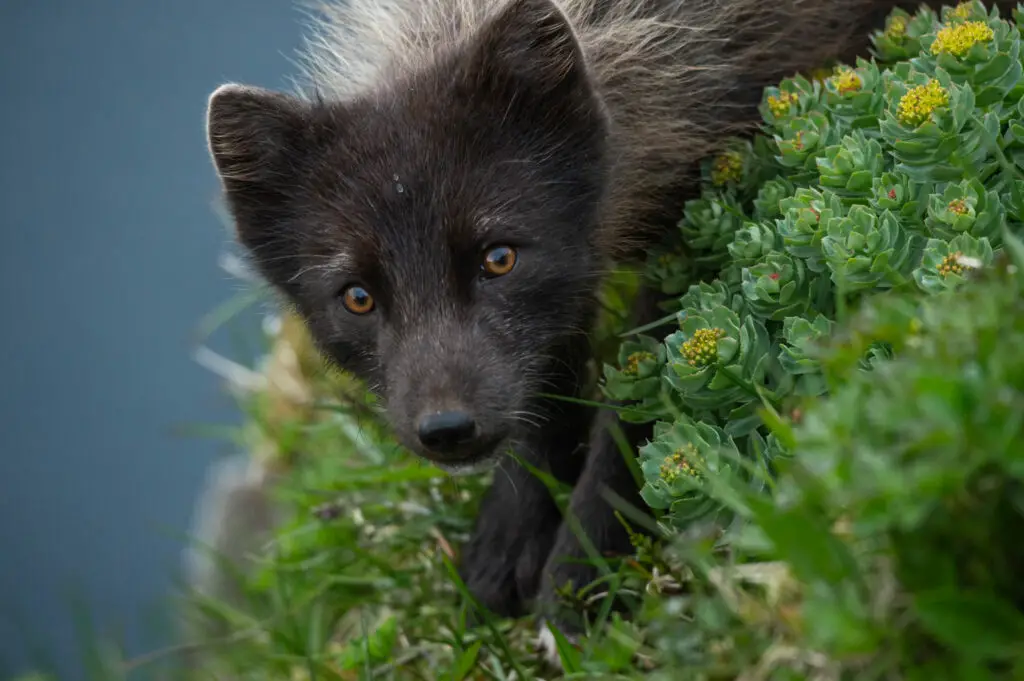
[481,245,518,278]
[340,284,375,315]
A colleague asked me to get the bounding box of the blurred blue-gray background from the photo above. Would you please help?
[0,2,305,678]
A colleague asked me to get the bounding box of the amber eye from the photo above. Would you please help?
[481,245,518,278]
[341,285,375,315]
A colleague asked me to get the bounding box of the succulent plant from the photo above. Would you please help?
[741,251,829,321]
[879,64,996,182]
[779,315,835,373]
[773,111,838,181]
[870,170,932,230]
[753,177,798,221]
[815,129,887,203]
[676,280,747,318]
[821,204,915,291]
[638,418,743,524]
[679,190,748,269]
[663,304,772,412]
[821,59,888,130]
[870,6,939,62]
[646,248,694,296]
[626,1,1024,537]
[776,187,846,273]
[601,334,681,424]
[924,176,1007,244]
[917,6,1023,109]
[727,221,782,272]
[759,73,824,130]
[912,232,996,293]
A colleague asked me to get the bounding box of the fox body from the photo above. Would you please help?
[206,0,1003,633]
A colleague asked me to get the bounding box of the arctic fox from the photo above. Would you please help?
[204,0,998,633]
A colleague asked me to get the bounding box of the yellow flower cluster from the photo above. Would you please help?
[931,20,994,57]
[948,198,969,215]
[624,350,656,376]
[681,327,726,367]
[896,79,950,127]
[831,67,863,95]
[886,14,908,40]
[660,443,703,483]
[938,251,966,277]
[767,90,799,118]
[950,1,974,21]
[711,150,743,186]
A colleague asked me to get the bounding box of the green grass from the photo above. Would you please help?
[166,242,1024,681]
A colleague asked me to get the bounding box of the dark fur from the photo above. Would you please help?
[206,0,1014,632]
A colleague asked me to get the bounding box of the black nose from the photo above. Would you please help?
[417,410,477,452]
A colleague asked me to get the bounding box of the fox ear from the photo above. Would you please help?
[462,0,607,153]
[466,0,597,99]
[206,84,314,289]
[206,83,310,190]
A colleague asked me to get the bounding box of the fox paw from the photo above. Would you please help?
[459,512,560,623]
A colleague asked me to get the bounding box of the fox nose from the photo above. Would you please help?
[416,410,477,452]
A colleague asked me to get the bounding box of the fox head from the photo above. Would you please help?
[205,0,611,472]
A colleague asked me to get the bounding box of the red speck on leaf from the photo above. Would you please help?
[770,272,781,280]
[888,188,897,200]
